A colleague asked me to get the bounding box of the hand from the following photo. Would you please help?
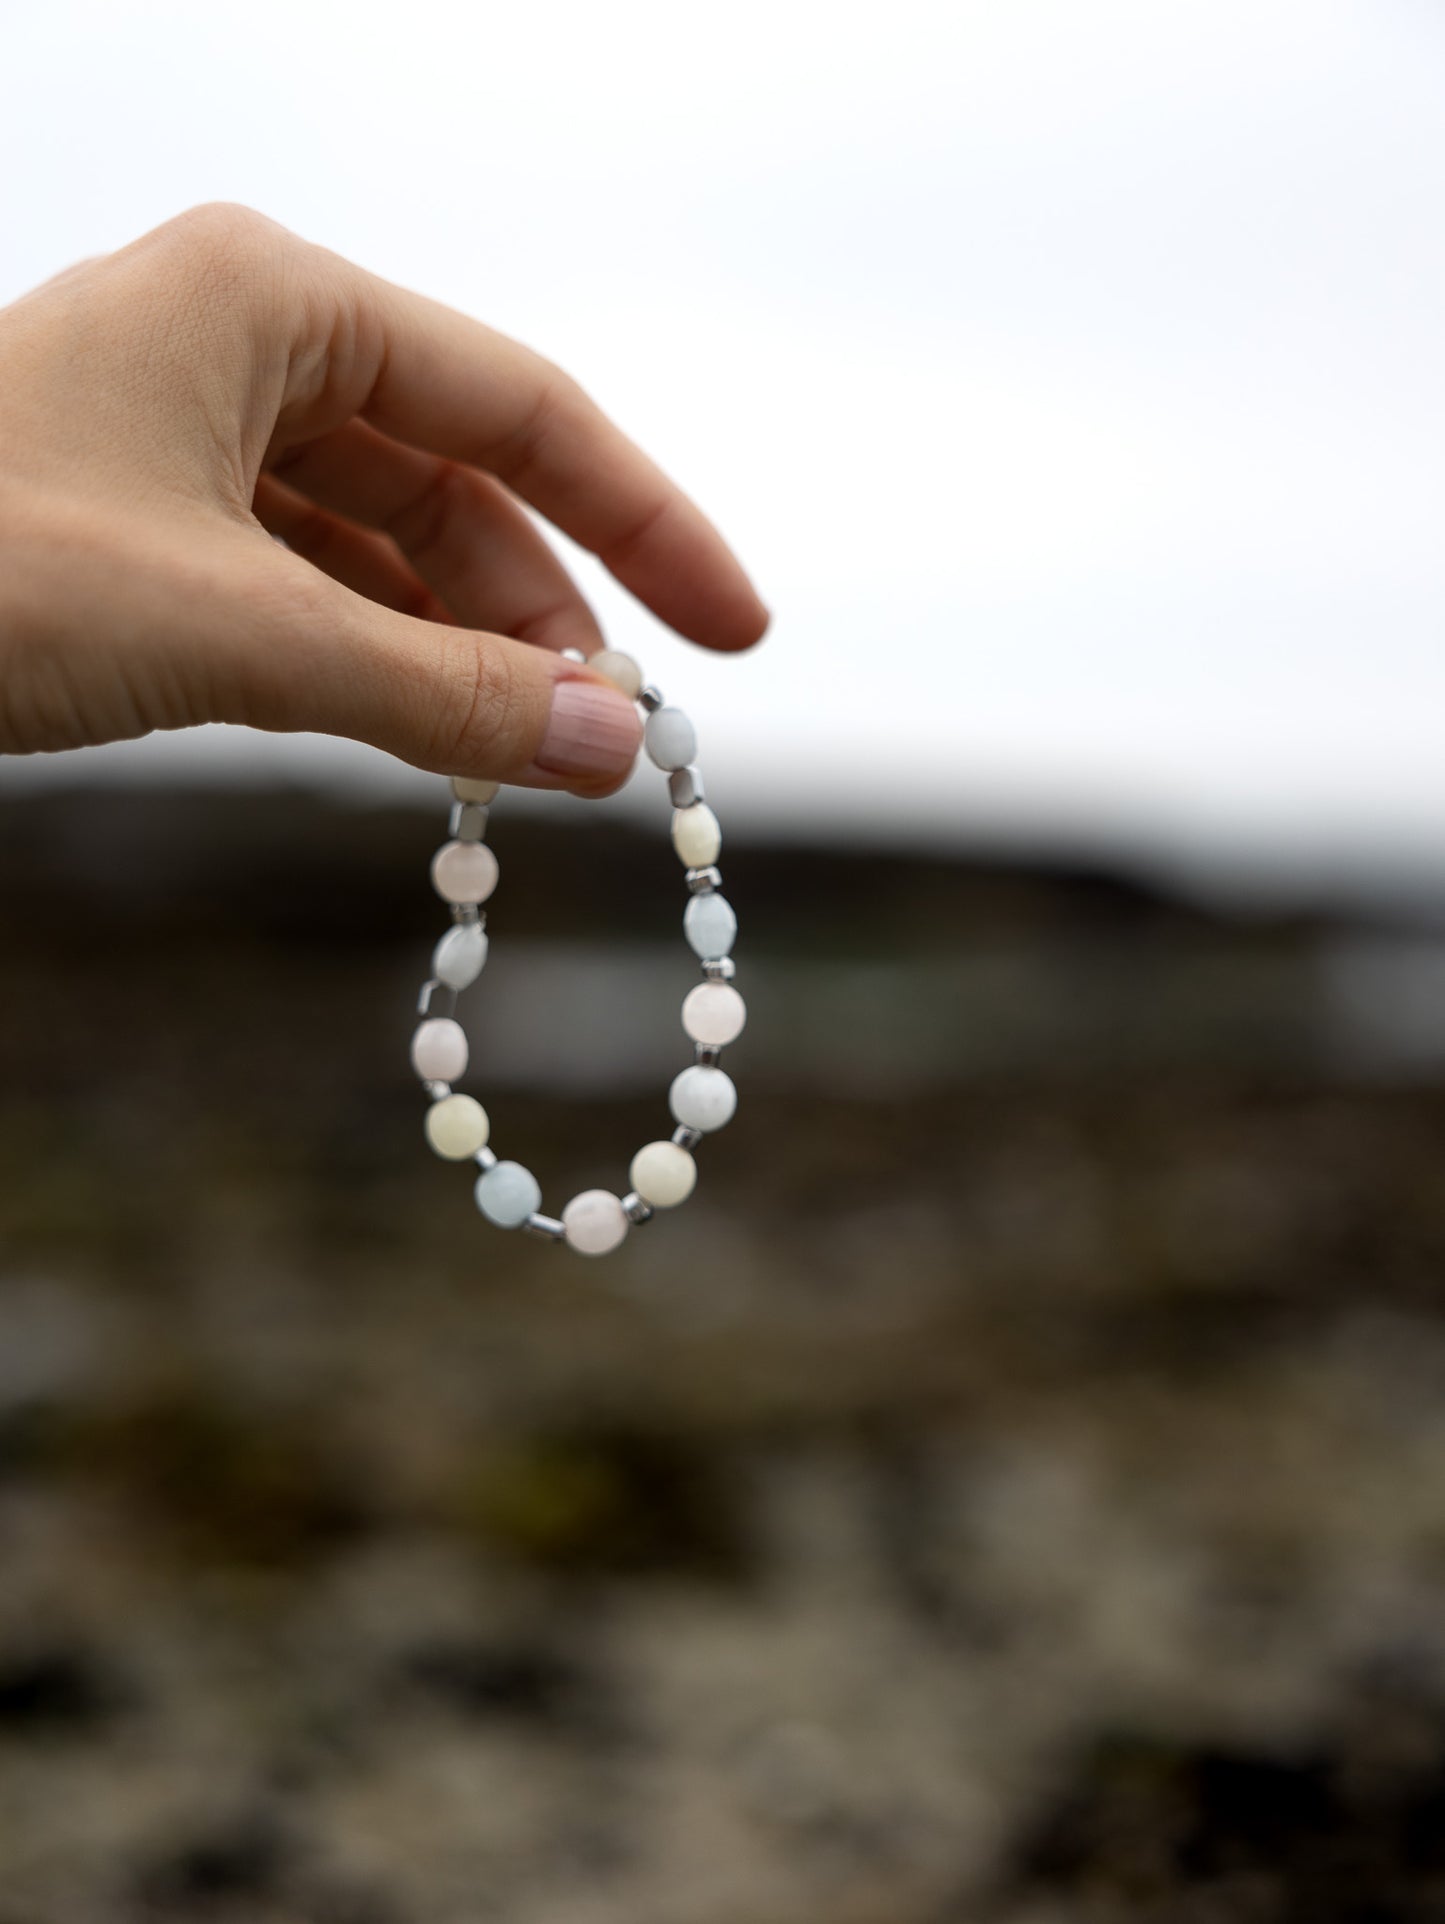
[0,204,769,795]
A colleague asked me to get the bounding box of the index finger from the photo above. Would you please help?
[309,250,771,655]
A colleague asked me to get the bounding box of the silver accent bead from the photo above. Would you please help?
[695,1043,722,1067]
[622,1192,654,1225]
[474,1146,498,1171]
[417,978,458,1018]
[424,1080,453,1101]
[450,801,489,842]
[668,765,705,808]
[451,903,484,926]
[639,684,665,712]
[702,957,736,981]
[671,1125,702,1150]
[522,1212,566,1242]
[559,646,588,665]
[686,866,721,895]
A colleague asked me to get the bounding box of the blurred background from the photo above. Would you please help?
[4,3,1445,1919]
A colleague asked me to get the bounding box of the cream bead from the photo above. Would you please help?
[669,1064,737,1132]
[433,922,489,991]
[590,650,643,699]
[682,981,746,1047]
[411,1017,469,1083]
[425,1093,490,1159]
[671,803,722,869]
[629,1139,697,1209]
[452,776,501,804]
[644,706,697,770]
[432,840,499,905]
[561,1188,629,1256]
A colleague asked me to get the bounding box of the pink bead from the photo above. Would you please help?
[561,1189,629,1256]
[431,840,499,905]
[411,1017,468,1082]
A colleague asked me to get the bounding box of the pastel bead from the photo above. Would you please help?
[561,1188,630,1256]
[475,1159,541,1228]
[411,1017,468,1082]
[682,981,746,1047]
[684,890,737,959]
[452,777,500,804]
[425,1093,490,1159]
[630,1139,697,1209]
[669,1064,737,1133]
[672,803,722,869]
[644,706,697,771]
[432,840,499,906]
[432,922,489,991]
[590,650,643,700]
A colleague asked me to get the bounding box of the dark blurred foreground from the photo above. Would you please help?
[3,787,1445,1923]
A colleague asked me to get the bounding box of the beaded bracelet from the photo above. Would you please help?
[408,649,744,1257]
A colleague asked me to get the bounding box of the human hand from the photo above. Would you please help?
[0,204,769,795]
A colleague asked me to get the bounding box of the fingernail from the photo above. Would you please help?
[534,677,641,782]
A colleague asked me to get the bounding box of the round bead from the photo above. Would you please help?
[683,890,737,960]
[432,840,499,906]
[590,650,644,700]
[411,1017,469,1082]
[644,706,698,771]
[630,1139,697,1209]
[452,776,500,804]
[425,1093,490,1159]
[682,981,746,1047]
[475,1159,541,1228]
[669,1064,737,1133]
[672,803,722,869]
[432,922,489,991]
[561,1188,630,1256]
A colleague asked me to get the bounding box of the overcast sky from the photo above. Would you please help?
[3,0,1443,892]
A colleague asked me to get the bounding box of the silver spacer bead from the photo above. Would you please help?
[522,1212,566,1242]
[450,801,489,842]
[702,957,736,981]
[672,1125,702,1150]
[474,1145,498,1171]
[686,866,721,895]
[668,765,705,808]
[559,646,588,665]
[417,978,458,1018]
[621,1192,654,1225]
[451,903,484,927]
[424,1080,452,1101]
[695,1043,723,1067]
[639,684,665,713]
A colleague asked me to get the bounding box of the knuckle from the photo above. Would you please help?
[433,636,536,775]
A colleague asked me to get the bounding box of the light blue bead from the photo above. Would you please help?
[475,1159,541,1228]
[684,890,737,960]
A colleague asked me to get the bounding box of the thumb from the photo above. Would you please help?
[220,547,643,796]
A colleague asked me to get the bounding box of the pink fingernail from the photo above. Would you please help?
[534,678,641,782]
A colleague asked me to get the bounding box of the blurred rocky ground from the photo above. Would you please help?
[2,786,1445,1923]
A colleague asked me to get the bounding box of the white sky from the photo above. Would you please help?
[3,0,1444,893]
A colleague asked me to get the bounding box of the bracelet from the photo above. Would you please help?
[408,650,744,1257]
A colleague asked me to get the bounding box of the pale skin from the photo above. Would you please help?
[0,203,770,796]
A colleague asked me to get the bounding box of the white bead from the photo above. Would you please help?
[561,1188,630,1256]
[432,840,499,905]
[424,1093,490,1159]
[475,1159,542,1227]
[590,650,643,699]
[452,776,500,804]
[432,922,489,991]
[630,1139,697,1209]
[644,706,697,770]
[682,981,746,1047]
[684,890,736,959]
[671,803,722,868]
[669,1064,737,1132]
[411,1017,468,1082]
